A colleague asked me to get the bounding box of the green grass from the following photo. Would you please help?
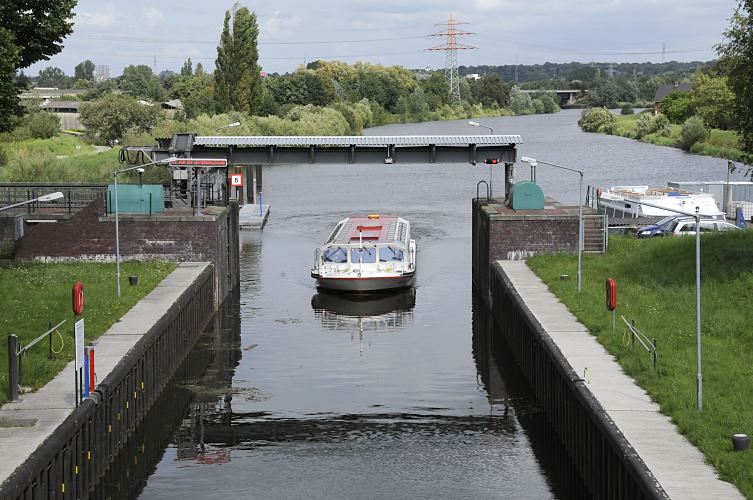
[2,135,95,157]
[528,232,753,497]
[0,261,177,406]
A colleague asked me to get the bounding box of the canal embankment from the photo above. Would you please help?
[490,260,744,499]
[0,262,216,498]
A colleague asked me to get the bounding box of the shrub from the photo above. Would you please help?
[578,107,616,132]
[24,112,61,139]
[679,116,710,151]
[634,113,671,139]
[620,105,634,115]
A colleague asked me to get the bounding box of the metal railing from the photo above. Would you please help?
[621,316,657,370]
[0,184,107,214]
[7,320,66,401]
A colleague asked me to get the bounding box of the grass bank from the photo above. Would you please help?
[528,232,753,497]
[0,261,177,406]
[608,114,747,162]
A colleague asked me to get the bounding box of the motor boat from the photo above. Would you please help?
[597,185,725,219]
[311,214,416,292]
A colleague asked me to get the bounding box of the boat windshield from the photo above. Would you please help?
[351,246,376,263]
[322,246,348,263]
[379,246,404,262]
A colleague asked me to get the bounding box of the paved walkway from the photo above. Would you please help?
[497,260,743,500]
[0,262,210,485]
[239,203,270,229]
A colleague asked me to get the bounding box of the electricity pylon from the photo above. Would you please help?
[427,14,477,103]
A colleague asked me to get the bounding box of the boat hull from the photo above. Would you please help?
[312,272,415,292]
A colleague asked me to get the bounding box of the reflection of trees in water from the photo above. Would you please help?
[239,233,262,298]
[471,293,592,500]
[92,291,242,498]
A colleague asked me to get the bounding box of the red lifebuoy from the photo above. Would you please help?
[606,278,617,311]
[72,281,85,316]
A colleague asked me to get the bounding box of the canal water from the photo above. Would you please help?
[116,110,742,499]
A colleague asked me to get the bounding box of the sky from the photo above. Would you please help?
[27,0,738,78]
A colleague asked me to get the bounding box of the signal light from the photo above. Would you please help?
[484,158,499,164]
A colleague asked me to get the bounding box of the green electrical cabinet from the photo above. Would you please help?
[509,181,544,210]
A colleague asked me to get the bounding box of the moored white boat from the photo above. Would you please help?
[311,214,416,292]
[597,185,725,218]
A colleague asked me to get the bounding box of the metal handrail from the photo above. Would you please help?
[476,180,490,200]
[18,320,66,355]
[621,316,657,369]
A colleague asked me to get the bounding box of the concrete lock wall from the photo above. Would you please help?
[472,198,579,305]
[489,264,665,499]
[0,266,216,500]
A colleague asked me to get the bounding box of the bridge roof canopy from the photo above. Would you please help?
[193,135,522,147]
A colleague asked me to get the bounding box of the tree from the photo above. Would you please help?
[215,5,262,114]
[473,74,510,107]
[195,63,205,75]
[0,1,76,130]
[578,107,616,132]
[79,93,161,142]
[181,58,193,76]
[119,65,165,101]
[717,0,753,160]
[74,60,95,81]
[172,73,216,118]
[37,66,71,88]
[690,72,735,130]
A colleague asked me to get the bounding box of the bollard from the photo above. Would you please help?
[8,334,18,402]
[653,339,657,369]
[48,320,53,359]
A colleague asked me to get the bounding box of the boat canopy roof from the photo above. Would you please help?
[327,215,408,245]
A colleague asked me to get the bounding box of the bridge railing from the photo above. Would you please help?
[0,183,108,213]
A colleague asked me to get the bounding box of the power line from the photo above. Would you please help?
[71,33,427,46]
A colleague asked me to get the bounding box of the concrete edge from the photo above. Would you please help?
[491,261,669,499]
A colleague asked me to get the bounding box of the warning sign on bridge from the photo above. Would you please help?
[230,174,243,187]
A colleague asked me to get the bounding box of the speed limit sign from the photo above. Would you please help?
[230,173,243,187]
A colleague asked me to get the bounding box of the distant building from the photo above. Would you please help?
[465,73,481,80]
[654,83,692,113]
[95,65,110,83]
[41,100,82,130]
[161,99,183,118]
[20,87,85,100]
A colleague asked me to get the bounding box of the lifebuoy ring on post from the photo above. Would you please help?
[606,278,617,311]
[72,281,85,316]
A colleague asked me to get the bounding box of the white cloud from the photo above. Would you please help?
[142,7,166,28]
[75,3,118,28]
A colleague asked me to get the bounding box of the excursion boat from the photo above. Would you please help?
[597,185,725,219]
[311,214,417,292]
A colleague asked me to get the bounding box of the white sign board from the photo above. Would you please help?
[230,174,243,187]
[75,319,85,371]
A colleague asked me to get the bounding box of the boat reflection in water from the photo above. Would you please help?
[311,289,416,352]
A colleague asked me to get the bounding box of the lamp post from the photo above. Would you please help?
[0,191,64,212]
[113,158,173,297]
[520,157,584,292]
[625,197,704,411]
[468,121,495,196]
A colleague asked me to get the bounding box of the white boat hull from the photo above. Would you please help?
[312,272,415,292]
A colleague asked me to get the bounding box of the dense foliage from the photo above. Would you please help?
[678,116,710,150]
[577,107,616,132]
[215,6,262,114]
[717,0,753,163]
[79,94,160,142]
[0,0,76,131]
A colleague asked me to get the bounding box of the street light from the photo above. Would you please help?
[113,158,173,297]
[215,121,241,132]
[520,156,584,293]
[625,197,704,411]
[0,191,64,212]
[468,121,495,196]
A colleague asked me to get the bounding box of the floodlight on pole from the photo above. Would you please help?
[467,121,495,196]
[0,191,64,212]
[624,196,704,411]
[520,157,584,293]
[113,157,174,297]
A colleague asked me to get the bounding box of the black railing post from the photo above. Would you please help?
[8,334,19,401]
[653,339,657,369]
[68,188,72,214]
[149,193,152,216]
[49,320,53,359]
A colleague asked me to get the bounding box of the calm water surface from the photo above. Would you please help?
[123,110,741,499]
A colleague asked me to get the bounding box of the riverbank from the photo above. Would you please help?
[606,113,747,163]
[0,261,176,405]
[528,233,753,497]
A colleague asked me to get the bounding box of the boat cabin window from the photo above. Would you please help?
[351,246,376,263]
[322,246,348,263]
[379,246,404,262]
